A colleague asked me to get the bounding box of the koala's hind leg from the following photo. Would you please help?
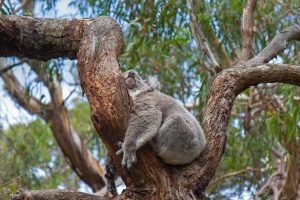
[153,113,203,165]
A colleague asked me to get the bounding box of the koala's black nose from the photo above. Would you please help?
[128,71,135,77]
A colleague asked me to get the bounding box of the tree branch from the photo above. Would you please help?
[0,59,106,192]
[187,0,222,75]
[11,189,109,200]
[0,15,92,60]
[47,79,106,192]
[1,15,300,199]
[209,167,262,189]
[0,58,28,75]
[240,0,257,62]
[27,59,51,87]
[244,24,300,66]
[0,59,45,116]
[178,63,300,196]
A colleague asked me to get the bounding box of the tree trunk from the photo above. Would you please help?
[1,14,300,200]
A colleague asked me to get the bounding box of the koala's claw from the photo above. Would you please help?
[116,142,124,156]
[116,141,137,169]
[117,142,123,148]
[121,151,137,169]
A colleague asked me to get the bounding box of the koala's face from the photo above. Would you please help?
[122,70,143,90]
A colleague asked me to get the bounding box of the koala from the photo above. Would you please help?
[116,70,206,169]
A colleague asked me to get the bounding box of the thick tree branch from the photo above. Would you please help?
[0,15,92,60]
[244,24,300,66]
[11,189,108,200]
[187,0,221,75]
[240,0,257,62]
[178,63,300,196]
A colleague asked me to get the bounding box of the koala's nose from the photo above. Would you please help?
[128,71,135,77]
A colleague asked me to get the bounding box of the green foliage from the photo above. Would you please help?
[0,119,78,199]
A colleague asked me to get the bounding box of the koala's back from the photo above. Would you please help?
[133,90,182,115]
[133,90,205,165]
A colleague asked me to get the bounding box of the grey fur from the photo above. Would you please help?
[117,70,206,169]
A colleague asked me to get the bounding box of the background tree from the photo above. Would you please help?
[0,0,299,199]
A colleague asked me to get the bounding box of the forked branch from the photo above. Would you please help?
[178,63,300,195]
[187,0,221,75]
[245,24,300,66]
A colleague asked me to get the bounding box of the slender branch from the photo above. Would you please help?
[244,24,300,66]
[0,59,46,116]
[12,0,31,15]
[64,88,76,103]
[187,0,221,75]
[209,167,262,188]
[240,0,257,62]
[11,189,109,200]
[0,58,28,75]
[27,59,50,86]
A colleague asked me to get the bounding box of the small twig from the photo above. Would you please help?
[209,167,262,188]
[240,0,257,62]
[26,60,51,87]
[0,59,28,75]
[187,0,221,75]
[64,88,76,104]
[244,24,300,67]
[11,0,30,14]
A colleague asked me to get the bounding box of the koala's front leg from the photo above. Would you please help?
[117,109,162,169]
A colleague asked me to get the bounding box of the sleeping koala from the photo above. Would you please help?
[116,70,206,169]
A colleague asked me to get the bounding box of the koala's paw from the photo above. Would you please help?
[116,142,137,169]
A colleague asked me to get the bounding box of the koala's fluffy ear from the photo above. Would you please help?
[147,76,161,90]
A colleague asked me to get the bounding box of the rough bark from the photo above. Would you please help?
[1,15,300,200]
[11,189,108,200]
[0,15,91,60]
[0,60,106,192]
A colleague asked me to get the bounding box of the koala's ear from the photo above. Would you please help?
[147,76,161,90]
